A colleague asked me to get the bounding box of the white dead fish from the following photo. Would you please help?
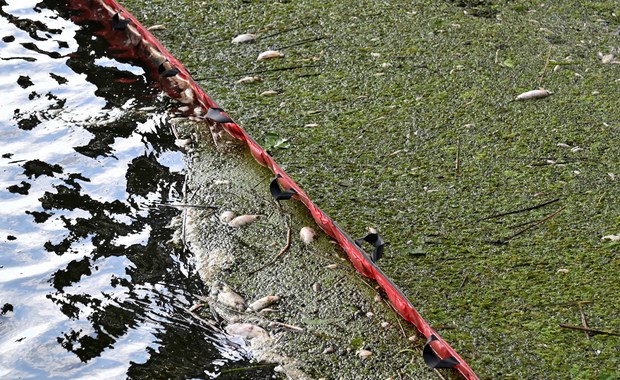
[231,33,257,44]
[188,303,203,312]
[299,227,316,245]
[515,89,553,101]
[236,76,262,84]
[228,214,259,227]
[174,138,192,148]
[225,323,267,339]
[599,53,614,64]
[257,50,284,61]
[247,295,280,312]
[260,90,279,96]
[326,263,338,269]
[147,24,166,31]
[217,286,247,311]
[357,349,373,359]
[602,234,620,241]
[219,211,236,224]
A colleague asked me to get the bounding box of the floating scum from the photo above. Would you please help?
[64,0,479,378]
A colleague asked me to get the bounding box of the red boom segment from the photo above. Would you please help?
[66,1,479,378]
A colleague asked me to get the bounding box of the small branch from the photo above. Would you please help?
[456,274,468,294]
[478,198,560,221]
[497,207,564,244]
[249,222,292,274]
[538,45,553,88]
[156,203,216,210]
[194,64,320,81]
[559,324,620,337]
[276,36,326,50]
[578,303,591,340]
[455,137,461,176]
[267,321,304,332]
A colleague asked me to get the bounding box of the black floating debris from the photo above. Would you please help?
[423,335,459,369]
[158,61,180,77]
[7,235,16,241]
[1,303,13,315]
[6,181,30,195]
[270,174,297,201]
[354,232,385,263]
[17,75,34,88]
[161,68,180,77]
[112,13,130,30]
[205,108,234,124]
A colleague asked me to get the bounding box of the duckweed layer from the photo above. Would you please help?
[122,0,619,378]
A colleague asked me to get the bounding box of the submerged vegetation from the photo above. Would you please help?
[122,0,620,378]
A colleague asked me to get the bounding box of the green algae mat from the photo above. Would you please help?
[122,0,620,378]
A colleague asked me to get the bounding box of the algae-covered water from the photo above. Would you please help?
[122,0,620,378]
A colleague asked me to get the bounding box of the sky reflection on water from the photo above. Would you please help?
[0,1,258,378]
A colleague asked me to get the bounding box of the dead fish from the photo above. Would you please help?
[228,214,259,227]
[147,24,166,31]
[236,76,262,84]
[599,52,614,64]
[257,50,284,61]
[188,303,203,312]
[260,90,279,96]
[515,89,553,101]
[299,227,316,245]
[217,286,247,311]
[231,33,257,44]
[357,349,373,359]
[326,263,338,269]
[602,234,620,241]
[247,295,280,312]
[174,138,192,148]
[219,211,236,224]
[225,323,267,339]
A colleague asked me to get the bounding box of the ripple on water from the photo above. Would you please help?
[0,1,261,378]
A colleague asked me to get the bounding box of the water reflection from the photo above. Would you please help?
[0,1,266,378]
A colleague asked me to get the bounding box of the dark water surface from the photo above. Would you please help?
[0,1,272,378]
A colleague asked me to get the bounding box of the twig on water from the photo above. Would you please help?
[156,203,216,210]
[578,302,591,340]
[559,324,620,337]
[195,64,320,82]
[538,45,553,88]
[495,207,564,244]
[249,220,292,275]
[478,198,560,221]
[456,274,468,294]
[455,137,461,176]
[276,36,326,50]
